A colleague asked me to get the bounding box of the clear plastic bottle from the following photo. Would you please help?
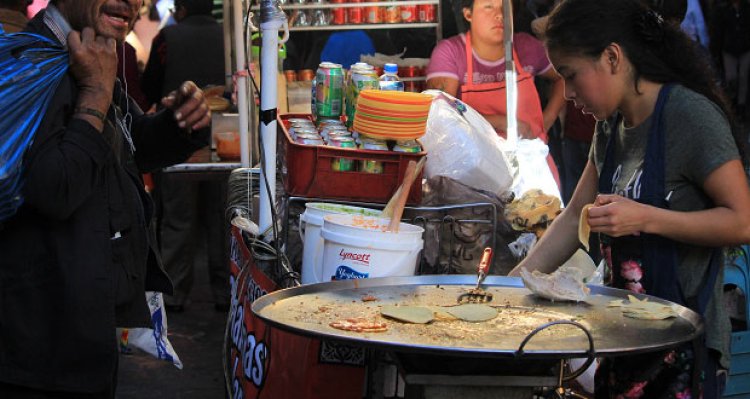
[378,63,404,91]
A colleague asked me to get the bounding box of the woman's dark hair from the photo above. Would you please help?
[545,0,747,167]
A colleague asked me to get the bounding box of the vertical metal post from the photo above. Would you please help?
[257,0,288,234]
[232,0,251,168]
[503,0,518,148]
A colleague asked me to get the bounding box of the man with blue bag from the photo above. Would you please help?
[0,0,212,397]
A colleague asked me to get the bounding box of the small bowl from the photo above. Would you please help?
[215,131,241,160]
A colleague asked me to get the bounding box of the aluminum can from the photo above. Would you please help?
[347,0,364,24]
[289,127,318,139]
[320,125,349,139]
[327,130,353,141]
[293,9,312,26]
[289,120,316,129]
[331,0,346,24]
[288,117,314,125]
[393,139,421,153]
[417,4,436,22]
[399,65,423,92]
[295,131,323,140]
[384,5,400,23]
[329,136,357,171]
[294,134,325,146]
[366,5,382,23]
[345,63,379,128]
[317,118,345,130]
[359,138,389,174]
[315,62,345,119]
[400,4,417,23]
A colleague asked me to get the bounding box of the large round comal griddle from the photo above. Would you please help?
[252,275,703,359]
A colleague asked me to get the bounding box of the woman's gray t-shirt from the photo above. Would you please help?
[590,85,739,368]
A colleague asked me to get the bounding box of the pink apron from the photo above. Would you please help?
[460,32,560,187]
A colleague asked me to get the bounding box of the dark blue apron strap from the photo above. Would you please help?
[639,84,687,305]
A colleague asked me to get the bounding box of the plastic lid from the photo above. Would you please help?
[384,63,398,74]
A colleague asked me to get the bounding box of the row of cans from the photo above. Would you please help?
[330,0,437,25]
[313,61,426,122]
[286,117,421,173]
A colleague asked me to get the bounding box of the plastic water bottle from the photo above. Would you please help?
[378,63,404,91]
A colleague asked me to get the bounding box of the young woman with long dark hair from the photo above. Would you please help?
[510,0,750,396]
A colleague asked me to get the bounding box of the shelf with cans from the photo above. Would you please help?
[250,0,441,35]
[287,65,428,93]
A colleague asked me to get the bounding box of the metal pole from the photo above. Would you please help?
[232,0,251,168]
[503,0,517,149]
[222,0,232,89]
[258,0,288,234]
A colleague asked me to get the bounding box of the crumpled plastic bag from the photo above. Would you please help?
[420,90,516,197]
[504,138,562,201]
[117,291,183,369]
[0,30,68,221]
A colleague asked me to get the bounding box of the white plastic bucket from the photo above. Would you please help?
[299,203,380,284]
[320,214,424,281]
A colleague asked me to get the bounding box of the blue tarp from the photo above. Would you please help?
[0,29,68,221]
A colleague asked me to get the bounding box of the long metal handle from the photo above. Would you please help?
[515,320,596,382]
[502,0,518,148]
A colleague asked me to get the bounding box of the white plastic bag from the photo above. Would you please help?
[420,90,516,196]
[503,138,561,201]
[117,291,183,369]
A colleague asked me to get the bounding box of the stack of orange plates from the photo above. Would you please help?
[353,90,433,140]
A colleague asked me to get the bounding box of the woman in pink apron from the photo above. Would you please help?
[426,0,564,185]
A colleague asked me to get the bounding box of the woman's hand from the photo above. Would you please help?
[161,81,211,131]
[589,194,650,237]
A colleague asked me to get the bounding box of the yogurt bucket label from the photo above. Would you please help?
[333,265,369,280]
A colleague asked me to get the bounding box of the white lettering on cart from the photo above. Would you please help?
[247,278,268,303]
[229,277,270,392]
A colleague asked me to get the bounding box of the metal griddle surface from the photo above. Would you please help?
[252,275,703,358]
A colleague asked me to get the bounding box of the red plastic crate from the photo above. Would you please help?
[278,114,424,205]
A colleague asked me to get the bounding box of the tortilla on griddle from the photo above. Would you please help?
[380,305,434,324]
[607,295,677,320]
[444,304,498,322]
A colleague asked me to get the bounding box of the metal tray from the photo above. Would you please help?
[252,275,703,359]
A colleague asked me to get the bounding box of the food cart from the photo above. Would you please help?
[207,1,712,398]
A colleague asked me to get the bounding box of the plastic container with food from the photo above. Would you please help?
[215,131,241,160]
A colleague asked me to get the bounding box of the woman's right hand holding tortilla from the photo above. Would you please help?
[589,194,651,237]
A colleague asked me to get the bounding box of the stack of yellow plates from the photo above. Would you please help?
[353,90,433,140]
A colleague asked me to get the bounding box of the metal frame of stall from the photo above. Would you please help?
[221,0,574,396]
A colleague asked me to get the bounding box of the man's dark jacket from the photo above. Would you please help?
[0,11,209,393]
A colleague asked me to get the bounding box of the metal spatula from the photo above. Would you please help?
[458,247,494,303]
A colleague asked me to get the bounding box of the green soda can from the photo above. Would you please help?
[329,136,357,171]
[345,63,379,128]
[359,138,388,174]
[315,62,344,119]
[393,139,422,153]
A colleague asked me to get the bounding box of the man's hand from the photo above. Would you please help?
[161,81,211,131]
[68,28,117,123]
